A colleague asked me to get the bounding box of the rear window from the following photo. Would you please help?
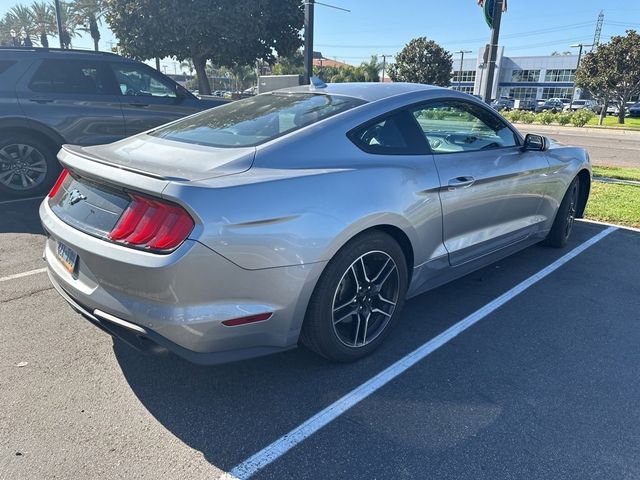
[150,93,366,148]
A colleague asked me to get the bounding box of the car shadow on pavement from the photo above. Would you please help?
[111,223,607,474]
[0,198,44,235]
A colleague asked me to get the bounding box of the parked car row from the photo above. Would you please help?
[0,47,227,197]
[491,96,640,116]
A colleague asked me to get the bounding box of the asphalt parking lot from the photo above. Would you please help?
[1,197,639,480]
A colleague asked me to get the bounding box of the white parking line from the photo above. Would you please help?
[0,196,45,205]
[0,268,47,283]
[222,226,617,480]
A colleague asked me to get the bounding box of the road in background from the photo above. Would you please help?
[517,124,640,169]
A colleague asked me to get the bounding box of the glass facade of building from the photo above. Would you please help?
[500,87,538,100]
[451,86,475,94]
[544,69,576,82]
[541,87,574,99]
[451,70,477,83]
[511,70,540,82]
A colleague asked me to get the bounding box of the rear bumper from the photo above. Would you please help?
[40,200,326,364]
[47,270,294,364]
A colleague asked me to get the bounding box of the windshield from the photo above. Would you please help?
[150,93,366,148]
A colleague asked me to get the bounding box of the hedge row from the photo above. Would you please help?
[501,109,596,127]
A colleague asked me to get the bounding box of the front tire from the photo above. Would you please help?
[544,177,580,248]
[0,134,60,197]
[301,231,408,362]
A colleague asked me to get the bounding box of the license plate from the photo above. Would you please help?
[56,241,78,273]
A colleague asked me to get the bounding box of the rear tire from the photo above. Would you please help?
[0,134,60,197]
[301,231,408,362]
[544,177,580,248]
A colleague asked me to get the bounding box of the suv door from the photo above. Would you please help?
[110,62,202,135]
[411,99,550,266]
[16,58,126,145]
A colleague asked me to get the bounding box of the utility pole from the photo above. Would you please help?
[53,0,63,48]
[482,0,504,103]
[569,43,593,109]
[380,54,391,82]
[303,0,315,85]
[456,50,472,91]
[592,11,604,51]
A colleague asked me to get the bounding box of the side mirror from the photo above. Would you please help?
[522,133,548,152]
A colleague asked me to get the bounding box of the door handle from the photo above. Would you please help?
[128,102,149,107]
[29,97,53,104]
[447,176,475,190]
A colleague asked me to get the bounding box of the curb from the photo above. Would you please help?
[593,176,640,186]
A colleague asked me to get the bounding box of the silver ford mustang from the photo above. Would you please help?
[39,82,590,364]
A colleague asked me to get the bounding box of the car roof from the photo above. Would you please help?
[276,82,444,102]
[0,46,136,63]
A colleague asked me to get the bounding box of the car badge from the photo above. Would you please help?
[68,189,87,206]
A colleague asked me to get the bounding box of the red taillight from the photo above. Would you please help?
[221,313,273,327]
[48,168,69,198]
[109,194,194,252]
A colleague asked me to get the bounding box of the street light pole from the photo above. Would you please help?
[456,50,472,91]
[53,0,63,48]
[380,54,391,82]
[482,0,504,103]
[303,0,315,85]
[569,43,593,109]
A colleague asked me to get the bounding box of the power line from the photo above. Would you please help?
[315,21,596,49]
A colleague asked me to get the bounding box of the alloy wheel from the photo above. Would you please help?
[331,250,400,348]
[0,143,49,191]
[564,182,579,239]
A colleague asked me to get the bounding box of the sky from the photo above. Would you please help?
[1,0,640,73]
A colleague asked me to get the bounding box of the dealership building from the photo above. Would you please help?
[450,48,585,101]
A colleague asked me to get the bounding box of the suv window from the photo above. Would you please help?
[0,60,16,74]
[111,63,176,97]
[29,60,116,95]
[411,100,518,154]
[349,110,427,155]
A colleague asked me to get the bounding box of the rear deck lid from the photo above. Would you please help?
[74,134,256,182]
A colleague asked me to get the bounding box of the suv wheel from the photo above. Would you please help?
[0,134,60,196]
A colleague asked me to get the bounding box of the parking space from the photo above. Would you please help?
[1,200,639,480]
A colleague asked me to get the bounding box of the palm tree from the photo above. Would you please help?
[6,5,36,45]
[30,1,55,48]
[56,1,79,48]
[361,55,382,82]
[71,0,105,50]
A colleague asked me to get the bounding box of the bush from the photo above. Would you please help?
[557,112,573,125]
[536,111,556,125]
[571,109,596,127]
[520,111,536,124]
[508,110,523,122]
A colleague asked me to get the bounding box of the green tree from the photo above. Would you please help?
[105,0,303,95]
[72,0,106,51]
[388,37,452,86]
[272,50,304,75]
[5,5,36,44]
[360,55,381,82]
[576,30,640,124]
[30,1,55,47]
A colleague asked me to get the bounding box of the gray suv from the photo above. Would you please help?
[0,47,226,197]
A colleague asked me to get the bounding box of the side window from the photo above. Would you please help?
[349,110,427,155]
[0,60,16,74]
[111,64,176,98]
[29,60,116,95]
[411,101,518,154]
